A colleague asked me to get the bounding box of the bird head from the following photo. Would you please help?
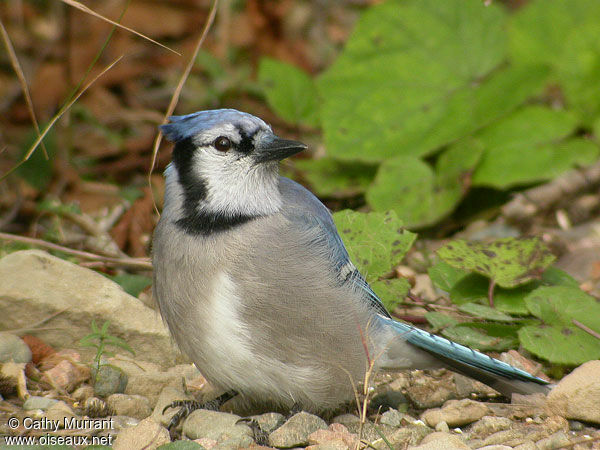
[160,109,307,233]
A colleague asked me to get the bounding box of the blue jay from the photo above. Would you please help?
[152,109,549,420]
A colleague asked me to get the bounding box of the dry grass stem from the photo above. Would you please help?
[0,55,124,182]
[59,0,179,55]
[0,18,48,159]
[148,0,220,214]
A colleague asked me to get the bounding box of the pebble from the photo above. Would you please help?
[43,358,89,392]
[113,417,170,450]
[182,409,254,447]
[331,413,397,443]
[546,360,600,424]
[372,423,432,449]
[407,431,469,450]
[0,333,32,363]
[405,372,457,409]
[370,389,409,411]
[44,401,76,425]
[107,393,152,420]
[92,364,128,397]
[421,399,489,428]
[23,395,59,410]
[268,411,328,448]
[72,385,95,403]
[307,423,358,449]
[467,416,513,438]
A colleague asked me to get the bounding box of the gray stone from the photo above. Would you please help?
[421,399,489,428]
[372,424,432,449]
[534,431,571,450]
[23,395,59,410]
[72,385,95,403]
[182,409,253,448]
[406,431,469,450]
[0,333,31,363]
[93,364,128,397]
[467,416,513,438]
[0,250,177,368]
[44,401,76,425]
[109,356,201,405]
[370,390,409,412]
[269,411,327,448]
[332,414,397,443]
[107,393,152,420]
[546,360,600,424]
[113,417,170,450]
[250,412,285,433]
[405,372,457,409]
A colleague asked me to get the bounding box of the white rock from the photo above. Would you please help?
[546,360,600,425]
[113,417,170,450]
[0,250,177,368]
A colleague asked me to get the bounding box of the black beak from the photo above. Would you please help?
[254,136,307,163]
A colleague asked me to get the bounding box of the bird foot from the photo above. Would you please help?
[163,390,238,430]
[236,418,270,445]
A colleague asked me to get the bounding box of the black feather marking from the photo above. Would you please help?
[171,137,258,235]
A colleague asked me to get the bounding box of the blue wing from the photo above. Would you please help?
[279,177,391,318]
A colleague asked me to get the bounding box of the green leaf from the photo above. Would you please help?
[458,302,515,322]
[109,273,152,297]
[447,266,577,315]
[425,311,459,332]
[442,322,519,351]
[157,441,205,450]
[438,237,556,288]
[509,0,600,122]
[100,320,110,335]
[541,266,579,288]
[518,286,600,364]
[258,57,319,127]
[366,139,482,227]
[104,335,135,356]
[293,158,377,198]
[119,186,144,203]
[371,278,411,312]
[16,127,57,191]
[332,210,416,283]
[472,106,597,188]
[428,260,469,292]
[317,0,548,161]
[518,325,600,366]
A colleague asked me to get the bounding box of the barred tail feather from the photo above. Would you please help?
[383,317,550,397]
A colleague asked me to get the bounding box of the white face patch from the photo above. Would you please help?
[184,123,282,218]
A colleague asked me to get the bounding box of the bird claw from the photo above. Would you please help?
[163,399,203,430]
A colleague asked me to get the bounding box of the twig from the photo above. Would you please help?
[0,19,48,159]
[0,56,124,181]
[488,279,496,308]
[148,0,220,214]
[59,0,178,55]
[573,319,600,340]
[502,159,600,223]
[405,292,459,312]
[0,231,152,270]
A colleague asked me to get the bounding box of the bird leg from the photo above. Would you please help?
[163,390,238,430]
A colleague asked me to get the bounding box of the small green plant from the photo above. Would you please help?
[80,320,135,380]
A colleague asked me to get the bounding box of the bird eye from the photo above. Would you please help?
[214,136,232,152]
